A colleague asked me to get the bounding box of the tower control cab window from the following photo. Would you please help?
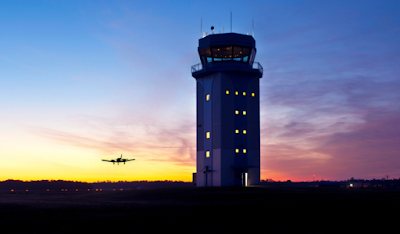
[199,46,254,65]
[199,47,212,64]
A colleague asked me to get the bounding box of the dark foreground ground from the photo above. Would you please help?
[0,186,399,234]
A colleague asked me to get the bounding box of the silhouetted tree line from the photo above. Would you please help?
[260,178,400,189]
[91,180,193,190]
[0,180,92,190]
[0,180,193,190]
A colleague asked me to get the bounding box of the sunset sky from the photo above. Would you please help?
[1,0,399,182]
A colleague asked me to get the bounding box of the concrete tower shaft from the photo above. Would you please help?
[192,33,263,187]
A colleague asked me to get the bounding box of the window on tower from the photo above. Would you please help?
[233,46,243,61]
[252,93,255,97]
[243,92,246,96]
[235,110,239,115]
[226,90,229,95]
[206,132,210,139]
[235,91,238,95]
[243,130,247,134]
[243,149,247,153]
[243,111,247,115]
[212,47,222,61]
[206,94,210,101]
[206,151,210,157]
[222,46,233,61]
[242,47,251,62]
[235,129,239,134]
[235,149,239,153]
[199,47,212,64]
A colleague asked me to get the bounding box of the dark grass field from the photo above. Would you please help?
[0,186,399,233]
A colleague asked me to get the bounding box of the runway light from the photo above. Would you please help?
[11,189,14,192]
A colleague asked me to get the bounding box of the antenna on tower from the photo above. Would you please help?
[230,11,232,32]
[200,18,202,38]
[252,19,254,37]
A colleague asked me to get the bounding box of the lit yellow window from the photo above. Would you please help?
[235,129,239,134]
[206,94,210,101]
[235,149,239,153]
[235,110,239,115]
[252,93,255,97]
[235,91,238,95]
[243,111,247,115]
[243,130,247,134]
[243,92,246,96]
[206,132,210,138]
[206,151,210,157]
[226,90,229,94]
[243,149,247,153]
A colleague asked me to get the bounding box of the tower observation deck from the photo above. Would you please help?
[192,32,263,187]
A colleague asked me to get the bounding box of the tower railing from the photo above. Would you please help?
[191,63,203,73]
[191,62,263,75]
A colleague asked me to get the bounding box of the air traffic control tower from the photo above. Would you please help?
[191,31,263,187]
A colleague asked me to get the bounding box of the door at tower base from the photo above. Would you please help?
[242,173,248,187]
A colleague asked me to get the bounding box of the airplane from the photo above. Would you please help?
[102,154,135,165]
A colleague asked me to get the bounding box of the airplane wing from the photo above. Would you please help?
[102,159,114,162]
[126,159,135,161]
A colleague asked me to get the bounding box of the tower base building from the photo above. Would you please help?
[191,32,263,186]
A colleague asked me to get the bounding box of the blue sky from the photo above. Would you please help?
[0,0,399,181]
